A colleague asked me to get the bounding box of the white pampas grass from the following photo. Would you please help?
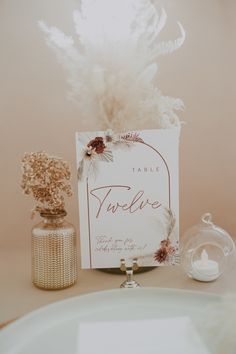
[39,0,185,131]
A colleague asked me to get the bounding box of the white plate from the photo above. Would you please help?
[0,288,221,354]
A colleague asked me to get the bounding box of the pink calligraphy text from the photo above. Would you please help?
[90,185,162,218]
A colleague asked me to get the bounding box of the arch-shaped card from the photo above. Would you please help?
[76,128,180,268]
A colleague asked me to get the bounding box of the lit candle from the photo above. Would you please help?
[191,249,220,282]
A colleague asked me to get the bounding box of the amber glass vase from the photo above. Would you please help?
[31,211,77,290]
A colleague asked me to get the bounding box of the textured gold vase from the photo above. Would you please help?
[31,211,77,290]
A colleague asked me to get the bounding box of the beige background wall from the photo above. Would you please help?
[0,0,235,250]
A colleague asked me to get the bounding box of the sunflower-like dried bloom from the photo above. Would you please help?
[21,151,72,216]
[154,236,177,264]
[154,247,168,263]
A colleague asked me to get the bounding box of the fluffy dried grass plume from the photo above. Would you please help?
[21,152,72,217]
[39,0,185,131]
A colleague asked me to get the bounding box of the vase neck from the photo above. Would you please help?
[40,211,67,225]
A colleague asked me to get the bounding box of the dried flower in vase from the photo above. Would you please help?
[21,152,72,217]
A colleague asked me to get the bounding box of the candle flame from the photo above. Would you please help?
[200,249,209,266]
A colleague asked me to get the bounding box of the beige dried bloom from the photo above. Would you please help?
[21,151,73,217]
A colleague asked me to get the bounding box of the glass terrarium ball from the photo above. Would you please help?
[181,213,235,282]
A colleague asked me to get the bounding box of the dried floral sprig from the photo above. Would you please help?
[165,208,176,237]
[77,134,114,180]
[120,132,144,143]
[154,238,176,263]
[154,208,177,264]
[21,152,72,217]
[77,130,143,180]
[39,0,185,131]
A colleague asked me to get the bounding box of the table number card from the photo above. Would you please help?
[76,128,180,269]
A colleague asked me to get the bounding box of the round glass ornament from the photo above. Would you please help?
[181,213,235,282]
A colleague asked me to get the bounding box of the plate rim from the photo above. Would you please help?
[0,287,221,337]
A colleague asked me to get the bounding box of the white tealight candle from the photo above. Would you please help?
[191,249,220,282]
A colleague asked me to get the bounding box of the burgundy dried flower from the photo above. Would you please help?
[87,137,106,154]
[160,239,171,248]
[154,247,168,263]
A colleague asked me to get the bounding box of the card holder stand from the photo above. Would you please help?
[120,258,141,288]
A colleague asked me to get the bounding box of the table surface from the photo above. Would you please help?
[0,246,235,325]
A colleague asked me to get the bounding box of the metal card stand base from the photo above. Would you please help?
[120,258,141,288]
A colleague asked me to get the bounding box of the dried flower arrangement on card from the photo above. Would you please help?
[39,0,185,131]
[77,130,146,180]
[21,152,72,217]
[154,208,178,264]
